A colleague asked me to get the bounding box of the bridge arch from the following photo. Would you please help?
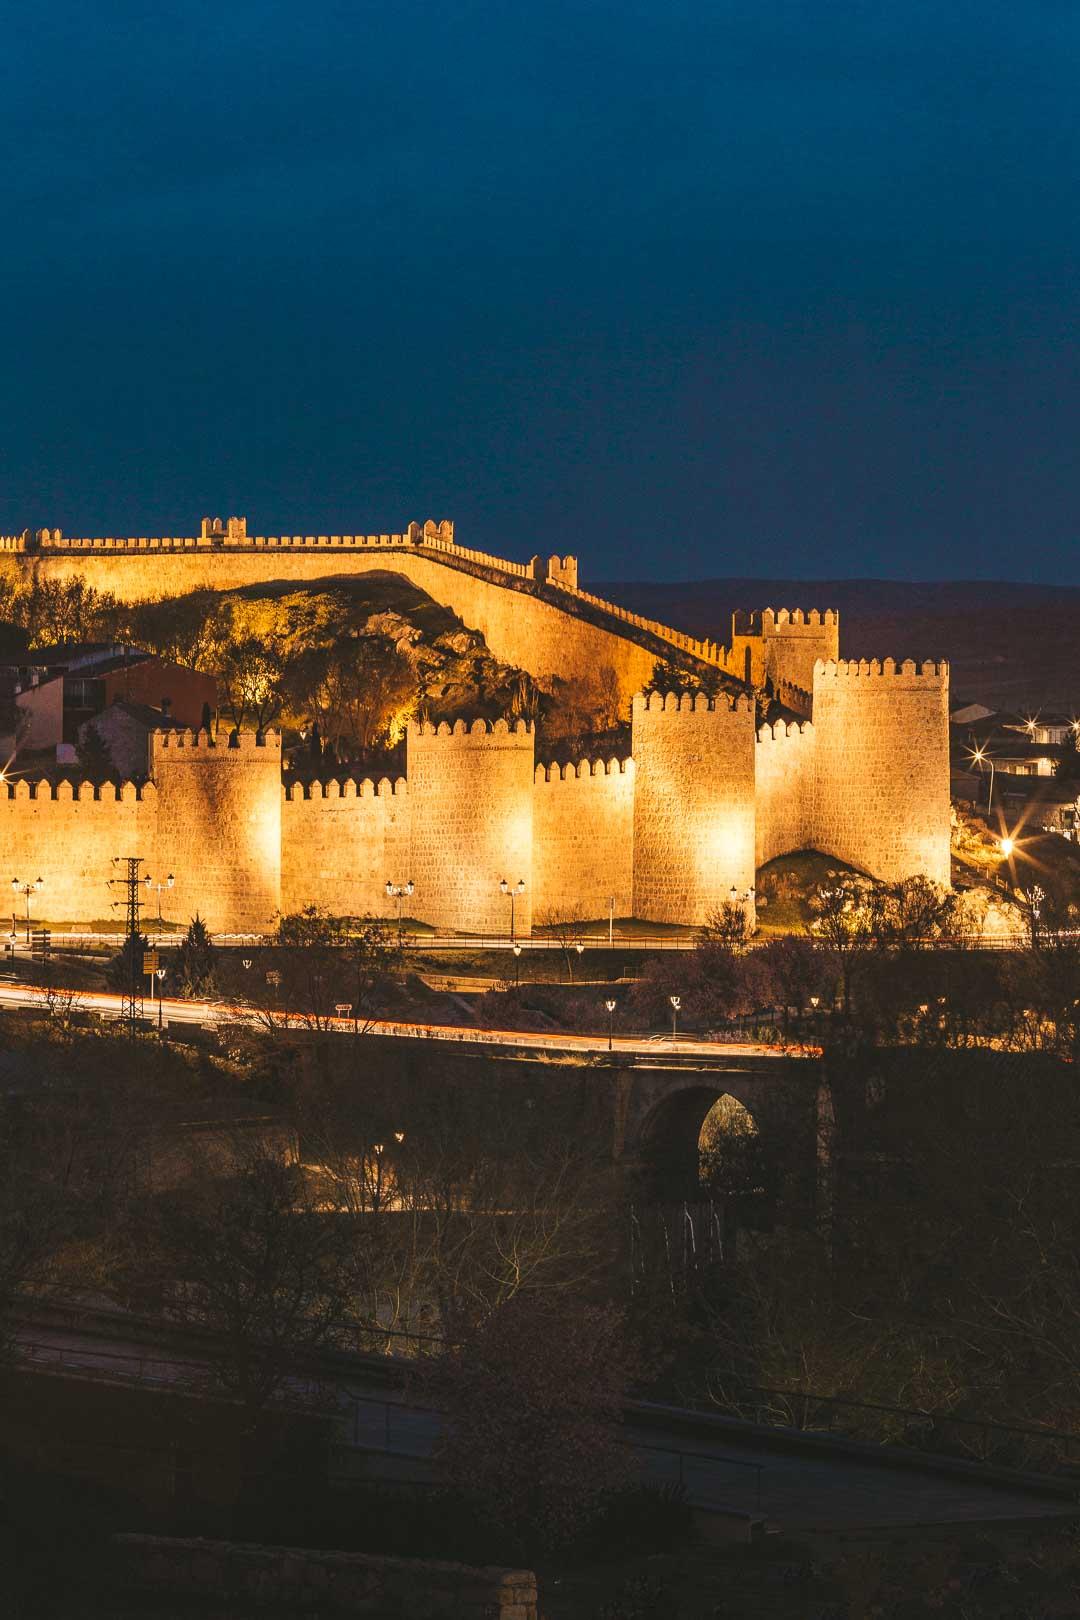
[635,1080,762,1199]
[623,1063,818,1215]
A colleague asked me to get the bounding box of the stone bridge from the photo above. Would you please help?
[350,1031,825,1205]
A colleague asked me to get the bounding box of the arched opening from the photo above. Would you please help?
[639,1085,770,1206]
[632,1086,775,1284]
[698,1093,764,1199]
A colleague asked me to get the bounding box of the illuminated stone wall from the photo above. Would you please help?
[630,692,758,926]
[729,609,839,692]
[754,719,816,868]
[0,777,154,926]
[0,663,952,937]
[810,658,951,885]
[406,718,536,934]
[280,776,408,921]
[149,729,283,933]
[531,757,635,922]
[20,539,661,707]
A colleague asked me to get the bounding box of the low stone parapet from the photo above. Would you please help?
[111,1533,538,1618]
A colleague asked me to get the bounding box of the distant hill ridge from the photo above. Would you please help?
[591,577,1080,711]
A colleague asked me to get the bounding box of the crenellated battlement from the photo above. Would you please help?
[534,756,632,784]
[2,776,156,804]
[734,607,839,633]
[410,716,533,740]
[756,718,814,745]
[633,689,755,716]
[815,657,948,683]
[151,727,282,755]
[26,521,453,555]
[283,775,406,801]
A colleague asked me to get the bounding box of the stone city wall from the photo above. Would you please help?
[811,658,951,886]
[531,756,635,921]
[0,661,952,937]
[631,691,757,926]
[755,718,816,868]
[729,608,840,692]
[8,522,859,721]
[406,718,536,935]
[111,1533,538,1619]
[0,777,156,925]
[280,775,408,919]
[19,539,661,709]
[149,729,283,933]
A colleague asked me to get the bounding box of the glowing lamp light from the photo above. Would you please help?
[1000,837,1014,858]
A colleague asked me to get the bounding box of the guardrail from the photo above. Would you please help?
[737,1386,1080,1475]
[634,1439,763,1512]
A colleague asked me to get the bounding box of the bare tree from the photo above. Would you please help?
[536,904,588,982]
[122,1143,356,1414]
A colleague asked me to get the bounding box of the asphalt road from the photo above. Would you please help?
[16,1311,1075,1532]
[0,976,813,1060]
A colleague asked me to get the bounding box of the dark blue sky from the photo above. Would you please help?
[5,2,1080,583]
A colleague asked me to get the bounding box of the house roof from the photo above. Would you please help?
[92,698,177,730]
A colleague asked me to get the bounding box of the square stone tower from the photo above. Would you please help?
[631,691,757,926]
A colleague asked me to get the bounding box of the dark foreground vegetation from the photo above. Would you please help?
[2,876,1080,1612]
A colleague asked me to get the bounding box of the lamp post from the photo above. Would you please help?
[155,966,166,1030]
[669,993,681,1042]
[499,877,525,941]
[512,941,522,987]
[11,876,43,943]
[605,997,616,1051]
[967,745,996,814]
[385,878,414,943]
[144,871,175,925]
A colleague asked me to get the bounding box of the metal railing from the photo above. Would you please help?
[634,1438,763,1513]
[740,1385,1080,1475]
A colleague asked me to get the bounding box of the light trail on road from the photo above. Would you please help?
[0,979,817,1059]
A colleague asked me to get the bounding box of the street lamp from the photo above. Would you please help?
[11,876,43,943]
[385,878,414,941]
[966,745,996,813]
[669,993,681,1041]
[499,877,526,941]
[605,997,616,1051]
[143,871,175,925]
[999,836,1014,859]
[512,941,522,987]
[155,966,166,1030]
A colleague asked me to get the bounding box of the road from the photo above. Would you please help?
[5,927,1041,953]
[15,1305,1075,1532]
[0,977,813,1060]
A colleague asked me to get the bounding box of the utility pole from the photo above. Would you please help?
[111,856,145,1039]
